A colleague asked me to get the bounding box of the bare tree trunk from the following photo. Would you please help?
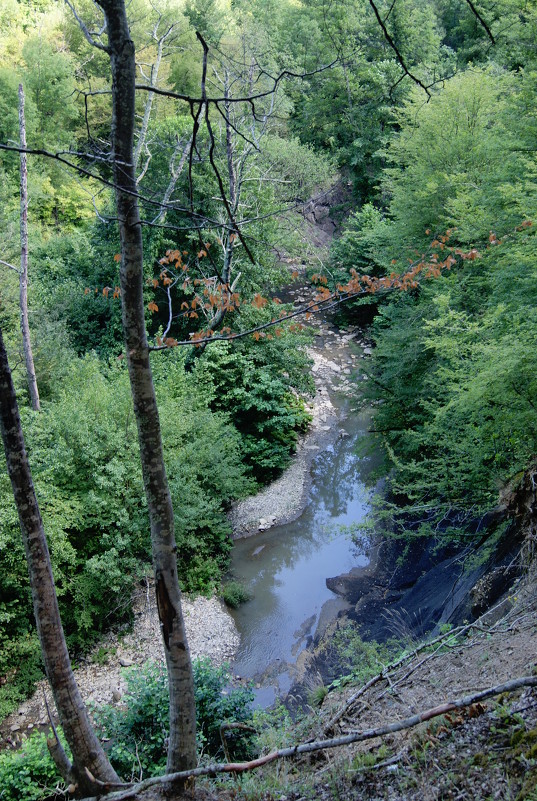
[0,327,119,795]
[18,84,40,412]
[95,0,197,780]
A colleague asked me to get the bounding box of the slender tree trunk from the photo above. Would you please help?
[18,84,40,412]
[0,328,119,795]
[96,0,197,779]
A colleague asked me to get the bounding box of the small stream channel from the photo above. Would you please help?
[229,399,376,707]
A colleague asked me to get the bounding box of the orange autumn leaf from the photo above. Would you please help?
[148,301,159,313]
[252,293,268,309]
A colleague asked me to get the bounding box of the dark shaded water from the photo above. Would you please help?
[229,407,375,706]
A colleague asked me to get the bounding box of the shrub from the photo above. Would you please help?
[0,634,42,721]
[0,351,254,709]
[93,658,255,780]
[221,581,251,608]
[0,732,67,801]
[195,336,313,483]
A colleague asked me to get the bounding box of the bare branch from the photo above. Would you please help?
[77,675,537,801]
[152,134,193,225]
[0,143,220,225]
[367,0,431,97]
[463,0,495,43]
[134,17,180,172]
[134,56,340,107]
[0,259,20,274]
[63,0,109,52]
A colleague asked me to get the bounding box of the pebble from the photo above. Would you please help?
[228,335,364,537]
[4,595,239,733]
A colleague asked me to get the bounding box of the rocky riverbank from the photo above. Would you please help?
[2,310,369,743]
[288,513,525,708]
[228,318,370,538]
[1,589,238,749]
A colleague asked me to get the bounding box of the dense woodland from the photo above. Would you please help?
[1,0,537,796]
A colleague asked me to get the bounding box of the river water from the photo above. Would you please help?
[229,404,375,706]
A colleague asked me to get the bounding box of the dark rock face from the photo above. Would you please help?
[288,465,537,712]
[287,527,523,712]
[325,571,376,604]
[326,527,522,644]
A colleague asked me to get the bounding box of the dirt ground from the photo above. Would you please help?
[261,566,537,801]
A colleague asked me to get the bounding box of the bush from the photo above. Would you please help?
[93,658,255,780]
[221,581,251,609]
[0,634,42,721]
[0,351,254,709]
[0,732,67,801]
[195,334,313,483]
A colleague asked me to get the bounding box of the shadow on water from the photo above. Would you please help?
[229,406,376,707]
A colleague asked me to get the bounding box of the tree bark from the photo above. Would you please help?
[95,0,197,779]
[18,84,40,412]
[0,327,119,795]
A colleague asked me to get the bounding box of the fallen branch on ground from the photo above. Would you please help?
[322,590,529,736]
[78,675,537,801]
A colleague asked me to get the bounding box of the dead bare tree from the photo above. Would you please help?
[0,85,41,412]
[17,84,40,412]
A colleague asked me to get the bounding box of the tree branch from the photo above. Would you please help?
[0,259,20,274]
[63,0,109,51]
[367,0,431,97]
[77,675,537,801]
[463,0,495,43]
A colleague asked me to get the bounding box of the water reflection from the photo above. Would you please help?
[229,408,375,703]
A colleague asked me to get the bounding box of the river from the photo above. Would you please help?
[229,397,376,707]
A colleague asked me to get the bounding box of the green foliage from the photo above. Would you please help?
[0,351,253,702]
[327,626,399,688]
[195,329,313,482]
[22,36,79,149]
[348,61,537,538]
[0,634,42,721]
[94,658,255,780]
[0,731,67,801]
[334,68,527,281]
[221,580,251,608]
[276,0,452,199]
